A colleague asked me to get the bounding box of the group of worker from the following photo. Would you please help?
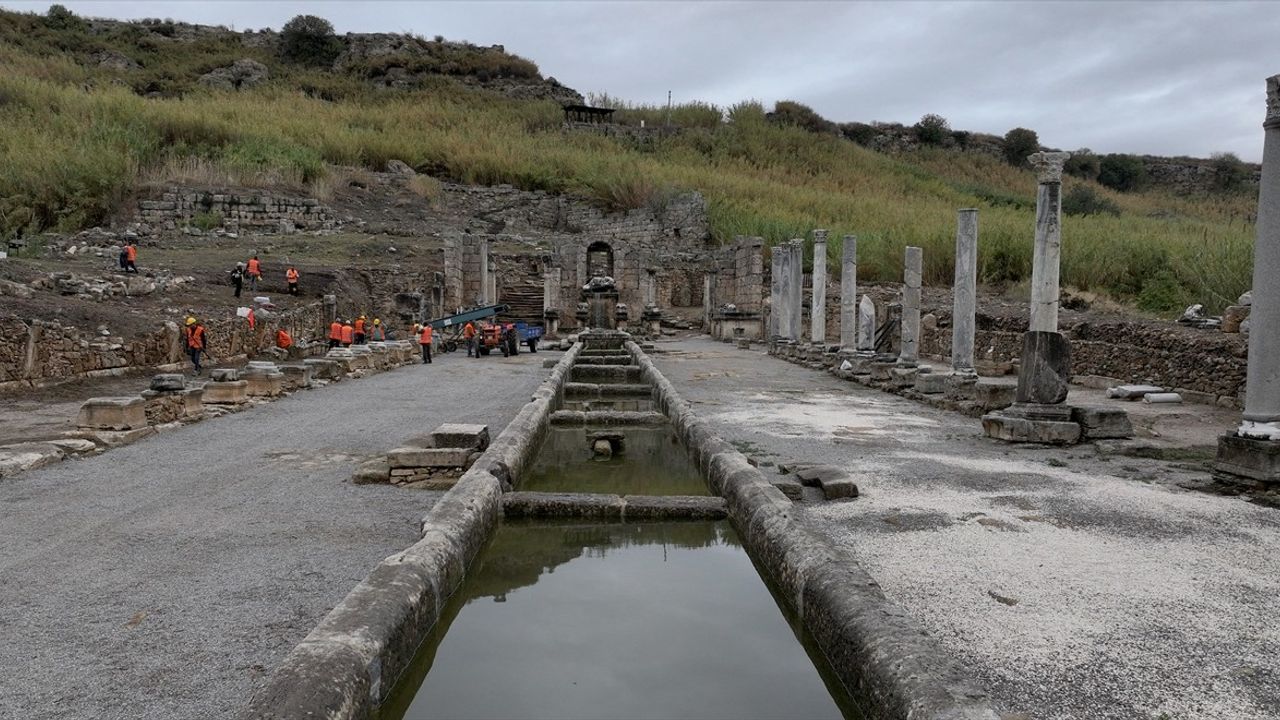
[328,315,390,349]
[118,243,138,273]
[230,255,301,299]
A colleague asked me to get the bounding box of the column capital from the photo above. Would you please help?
[813,229,828,243]
[1028,151,1071,183]
[1267,74,1280,127]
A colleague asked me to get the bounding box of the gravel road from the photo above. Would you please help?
[0,350,549,720]
[652,337,1280,720]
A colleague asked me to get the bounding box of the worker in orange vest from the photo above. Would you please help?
[328,319,342,349]
[354,315,367,345]
[463,321,478,358]
[418,322,433,364]
[184,316,207,376]
[369,318,385,341]
[276,328,292,350]
[246,255,262,291]
[285,266,300,295]
[123,243,138,274]
[341,320,355,347]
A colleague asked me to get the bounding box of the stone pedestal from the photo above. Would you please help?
[914,372,948,394]
[279,364,313,390]
[945,373,979,401]
[203,380,249,405]
[304,358,343,380]
[1216,434,1280,483]
[982,402,1081,445]
[1071,405,1134,440]
[77,396,147,430]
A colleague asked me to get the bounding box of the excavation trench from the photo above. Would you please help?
[244,332,1003,720]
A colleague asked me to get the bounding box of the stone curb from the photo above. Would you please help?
[241,342,582,720]
[502,491,728,521]
[625,340,1004,720]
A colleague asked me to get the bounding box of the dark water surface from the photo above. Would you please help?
[381,521,858,720]
[521,426,707,496]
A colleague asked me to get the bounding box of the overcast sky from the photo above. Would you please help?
[7,1,1278,160]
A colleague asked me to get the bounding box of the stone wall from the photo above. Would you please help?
[0,302,329,391]
[137,188,335,234]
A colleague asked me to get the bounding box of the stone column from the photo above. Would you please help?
[703,271,717,331]
[952,209,979,375]
[543,267,561,337]
[1028,151,1070,332]
[810,229,828,344]
[898,246,922,366]
[770,247,784,338]
[643,269,657,307]
[478,238,491,306]
[1217,75,1280,483]
[787,239,804,341]
[840,235,857,350]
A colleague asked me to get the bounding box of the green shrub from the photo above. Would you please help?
[1098,153,1148,192]
[191,211,222,230]
[1210,152,1251,193]
[1064,150,1100,180]
[1062,185,1121,217]
[839,122,878,146]
[913,113,950,145]
[44,4,85,32]
[1002,127,1039,166]
[280,15,343,66]
[1136,269,1189,312]
[768,100,833,134]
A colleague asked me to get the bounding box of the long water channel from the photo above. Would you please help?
[380,345,860,719]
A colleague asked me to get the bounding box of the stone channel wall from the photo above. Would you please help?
[0,302,330,391]
[137,188,335,233]
[241,344,580,719]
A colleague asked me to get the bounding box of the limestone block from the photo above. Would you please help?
[210,368,240,382]
[793,465,859,500]
[981,412,1081,445]
[1215,434,1280,483]
[429,424,490,451]
[914,373,948,394]
[770,476,805,501]
[1222,305,1250,333]
[1071,405,1134,440]
[304,358,343,380]
[0,443,65,478]
[944,374,979,401]
[352,458,391,485]
[202,380,249,405]
[245,373,284,397]
[77,396,147,430]
[150,373,186,392]
[974,381,1017,411]
[1106,384,1164,400]
[278,364,312,390]
[180,388,204,418]
[387,447,473,469]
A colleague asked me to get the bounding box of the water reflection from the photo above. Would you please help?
[522,426,707,496]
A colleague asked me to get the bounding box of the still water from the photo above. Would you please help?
[521,426,707,496]
[380,521,858,720]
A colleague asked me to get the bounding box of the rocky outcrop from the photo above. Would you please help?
[197,59,270,90]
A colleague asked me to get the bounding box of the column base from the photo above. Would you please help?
[1215,433,1280,483]
[982,402,1081,445]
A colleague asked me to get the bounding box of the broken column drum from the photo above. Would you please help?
[702,271,717,330]
[856,295,876,354]
[898,246,922,366]
[1216,74,1280,482]
[810,229,827,344]
[771,240,803,341]
[839,235,857,350]
[1029,151,1071,333]
[951,209,979,376]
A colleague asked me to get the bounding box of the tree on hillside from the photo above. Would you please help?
[280,15,344,66]
[1097,153,1148,192]
[913,113,950,145]
[1064,149,1101,180]
[44,4,86,32]
[1002,127,1040,166]
[767,101,833,134]
[1210,152,1251,193]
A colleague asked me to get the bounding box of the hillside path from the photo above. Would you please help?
[0,350,548,720]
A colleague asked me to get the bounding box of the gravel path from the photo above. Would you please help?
[653,337,1280,720]
[0,350,549,720]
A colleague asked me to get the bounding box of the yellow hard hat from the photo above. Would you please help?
[373,318,381,325]
[185,317,196,326]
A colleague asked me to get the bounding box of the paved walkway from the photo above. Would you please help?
[654,337,1280,720]
[0,351,549,720]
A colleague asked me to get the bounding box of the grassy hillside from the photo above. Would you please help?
[0,7,1255,312]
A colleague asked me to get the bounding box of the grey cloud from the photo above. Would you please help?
[8,0,1278,160]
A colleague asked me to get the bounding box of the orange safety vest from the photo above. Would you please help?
[184,325,205,350]
[419,325,433,345]
[286,268,299,283]
[463,322,476,339]
[246,258,261,276]
[329,321,342,340]
[354,318,365,334]
[341,325,354,344]
[276,329,292,349]
[125,245,137,261]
